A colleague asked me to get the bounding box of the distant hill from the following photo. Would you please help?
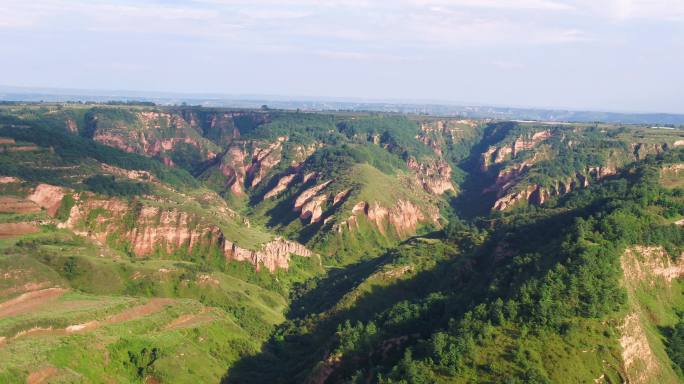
[2,85,684,125]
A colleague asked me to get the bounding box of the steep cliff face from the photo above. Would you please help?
[89,110,220,166]
[294,181,331,211]
[407,158,454,195]
[246,137,286,187]
[180,110,269,146]
[470,121,684,211]
[264,174,297,199]
[224,237,311,272]
[491,165,617,211]
[632,142,669,160]
[619,246,684,384]
[58,194,310,272]
[334,199,435,238]
[481,130,552,171]
[213,137,289,196]
[300,194,328,224]
[408,119,481,195]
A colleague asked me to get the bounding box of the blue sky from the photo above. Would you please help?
[1,0,683,113]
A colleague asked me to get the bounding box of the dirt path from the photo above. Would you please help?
[0,288,67,318]
[106,298,174,323]
[163,308,214,330]
[3,298,176,345]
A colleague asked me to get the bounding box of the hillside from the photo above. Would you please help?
[0,103,682,383]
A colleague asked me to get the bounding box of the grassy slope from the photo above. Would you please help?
[224,149,684,384]
[0,227,287,383]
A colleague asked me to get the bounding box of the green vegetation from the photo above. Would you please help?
[84,175,150,197]
[1,104,684,383]
[225,150,684,383]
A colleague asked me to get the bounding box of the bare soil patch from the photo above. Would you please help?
[0,222,39,238]
[26,366,59,384]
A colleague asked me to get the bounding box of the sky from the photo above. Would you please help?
[1,0,683,113]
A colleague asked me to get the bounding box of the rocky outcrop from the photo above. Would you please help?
[417,119,480,158]
[366,202,390,235]
[223,237,311,272]
[492,185,539,211]
[0,176,19,184]
[631,142,670,160]
[246,137,285,187]
[91,111,215,163]
[484,159,535,194]
[217,137,287,195]
[219,146,249,195]
[481,130,552,171]
[100,164,154,182]
[302,172,317,184]
[290,180,334,224]
[264,174,296,199]
[300,194,328,224]
[587,165,616,179]
[294,181,331,210]
[59,196,310,272]
[335,199,431,237]
[333,189,351,205]
[512,130,551,156]
[128,207,207,256]
[407,158,455,195]
[491,164,617,211]
[27,184,65,217]
[65,118,78,134]
[619,246,684,383]
[388,200,426,237]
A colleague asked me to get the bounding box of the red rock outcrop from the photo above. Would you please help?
[481,130,552,171]
[407,158,455,195]
[91,111,214,163]
[388,200,425,237]
[247,138,285,187]
[65,118,78,134]
[223,236,311,272]
[366,202,390,235]
[336,199,430,237]
[491,164,617,211]
[59,196,310,272]
[294,181,331,210]
[0,176,19,184]
[302,172,317,184]
[333,189,351,205]
[300,194,328,224]
[219,146,248,195]
[264,174,296,199]
[216,137,288,195]
[128,207,206,256]
[492,185,539,211]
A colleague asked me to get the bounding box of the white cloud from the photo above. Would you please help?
[568,0,684,21]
